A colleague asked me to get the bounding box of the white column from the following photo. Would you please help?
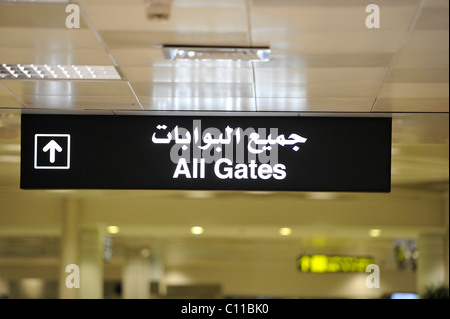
[122,248,151,299]
[150,255,165,297]
[79,226,105,299]
[416,233,447,296]
[59,198,80,299]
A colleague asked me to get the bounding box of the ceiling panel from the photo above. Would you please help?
[393,52,449,69]
[109,48,170,67]
[250,5,417,32]
[414,7,449,30]
[252,31,406,54]
[2,81,132,97]
[378,83,449,99]
[0,83,24,108]
[14,95,141,110]
[255,53,394,68]
[122,66,253,83]
[386,68,449,83]
[0,28,104,50]
[130,82,254,99]
[0,48,115,66]
[256,82,380,99]
[100,31,249,49]
[401,30,449,53]
[80,5,249,34]
[255,67,388,84]
[1,80,140,110]
[250,0,421,7]
[0,3,88,29]
[138,96,256,111]
[373,98,449,113]
[257,97,374,112]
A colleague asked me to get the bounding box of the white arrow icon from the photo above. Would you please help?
[43,140,63,163]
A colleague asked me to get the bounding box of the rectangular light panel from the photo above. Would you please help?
[0,64,122,80]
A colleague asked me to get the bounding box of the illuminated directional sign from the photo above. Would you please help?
[297,255,375,273]
[20,114,392,191]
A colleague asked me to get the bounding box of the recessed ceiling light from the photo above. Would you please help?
[0,64,121,80]
[162,45,271,62]
[190,226,204,235]
[0,0,69,3]
[369,229,382,238]
[279,227,292,236]
[107,226,120,234]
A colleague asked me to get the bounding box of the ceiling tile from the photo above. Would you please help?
[252,31,406,54]
[2,80,133,97]
[0,3,88,29]
[0,28,104,50]
[256,83,380,99]
[378,83,449,99]
[109,48,168,67]
[0,48,115,65]
[139,96,256,111]
[251,0,421,7]
[387,68,449,83]
[1,80,140,110]
[401,30,449,53]
[82,4,248,33]
[130,82,254,98]
[257,97,374,112]
[254,53,393,68]
[373,98,449,113]
[0,83,25,108]
[100,31,249,49]
[250,6,417,32]
[255,67,387,84]
[122,66,253,83]
[413,7,449,30]
[393,52,449,69]
[18,95,141,110]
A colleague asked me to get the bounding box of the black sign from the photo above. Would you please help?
[20,114,392,192]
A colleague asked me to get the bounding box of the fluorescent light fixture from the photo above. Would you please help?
[369,229,382,238]
[0,0,69,3]
[162,45,271,62]
[279,227,292,236]
[190,226,204,235]
[0,64,121,80]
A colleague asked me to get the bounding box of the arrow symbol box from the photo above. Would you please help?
[34,134,71,169]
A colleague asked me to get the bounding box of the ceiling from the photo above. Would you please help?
[0,0,448,294]
[0,0,448,113]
